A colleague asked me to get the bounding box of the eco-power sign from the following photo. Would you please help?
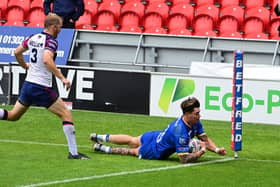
[150,74,280,125]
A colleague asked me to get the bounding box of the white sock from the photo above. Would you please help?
[63,123,78,155]
[100,144,112,153]
[97,134,110,142]
[0,109,7,120]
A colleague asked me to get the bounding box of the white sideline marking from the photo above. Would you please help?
[18,158,234,187]
[0,139,89,148]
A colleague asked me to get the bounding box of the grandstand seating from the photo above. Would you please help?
[30,0,44,10]
[121,1,145,18]
[219,5,244,24]
[4,6,25,26]
[0,0,9,19]
[143,13,167,34]
[195,4,220,24]
[75,10,94,30]
[194,0,215,7]
[241,0,265,9]
[95,11,118,31]
[245,7,270,29]
[193,15,217,36]
[243,17,268,39]
[167,14,191,35]
[145,2,169,21]
[8,0,30,19]
[169,2,194,24]
[269,18,280,39]
[217,0,240,8]
[97,0,121,21]
[84,0,99,16]
[119,12,142,33]
[219,16,239,34]
[169,0,192,6]
[27,7,45,27]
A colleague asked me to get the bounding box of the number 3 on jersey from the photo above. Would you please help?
[31,48,38,63]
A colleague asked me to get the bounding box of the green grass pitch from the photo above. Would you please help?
[0,106,279,187]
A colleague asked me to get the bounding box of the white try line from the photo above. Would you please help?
[2,139,280,164]
[18,157,234,187]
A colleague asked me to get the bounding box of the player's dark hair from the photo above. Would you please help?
[181,97,200,114]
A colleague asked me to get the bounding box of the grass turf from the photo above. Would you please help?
[0,106,279,187]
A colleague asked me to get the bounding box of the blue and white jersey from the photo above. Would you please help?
[139,117,205,160]
[22,32,58,87]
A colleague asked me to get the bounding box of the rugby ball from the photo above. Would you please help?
[189,138,202,153]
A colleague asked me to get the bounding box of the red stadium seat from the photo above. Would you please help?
[143,0,167,5]
[167,14,189,31]
[220,5,244,24]
[5,6,25,24]
[143,13,166,34]
[244,32,269,39]
[169,0,191,6]
[219,31,242,38]
[167,14,191,35]
[193,15,216,36]
[169,2,194,23]
[243,17,264,33]
[193,0,215,7]
[217,0,240,8]
[95,11,118,31]
[120,12,140,27]
[0,0,8,19]
[145,2,170,21]
[243,17,267,39]
[8,0,30,18]
[245,7,270,28]
[269,18,280,39]
[143,13,163,28]
[195,4,219,24]
[218,16,241,38]
[98,0,121,21]
[119,25,142,33]
[76,10,94,29]
[30,0,44,9]
[266,0,277,9]
[145,27,167,34]
[27,7,45,27]
[121,1,145,18]
[168,28,192,35]
[241,0,265,9]
[84,0,99,16]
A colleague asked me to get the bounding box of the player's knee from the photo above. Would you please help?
[7,112,21,121]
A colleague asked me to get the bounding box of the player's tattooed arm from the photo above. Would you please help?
[198,133,208,141]
[178,151,205,164]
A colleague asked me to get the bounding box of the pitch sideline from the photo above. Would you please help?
[18,158,234,187]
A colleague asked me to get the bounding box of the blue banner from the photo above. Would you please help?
[0,26,75,65]
[231,50,243,152]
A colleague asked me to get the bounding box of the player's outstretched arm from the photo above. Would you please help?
[198,134,227,156]
[178,149,206,164]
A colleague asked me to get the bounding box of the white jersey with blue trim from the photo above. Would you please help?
[23,32,58,87]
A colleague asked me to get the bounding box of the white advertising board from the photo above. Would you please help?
[150,74,280,125]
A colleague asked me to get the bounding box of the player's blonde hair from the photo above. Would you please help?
[44,14,63,28]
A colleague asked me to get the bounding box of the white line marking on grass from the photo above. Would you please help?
[2,139,280,164]
[18,157,234,187]
[0,139,89,148]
